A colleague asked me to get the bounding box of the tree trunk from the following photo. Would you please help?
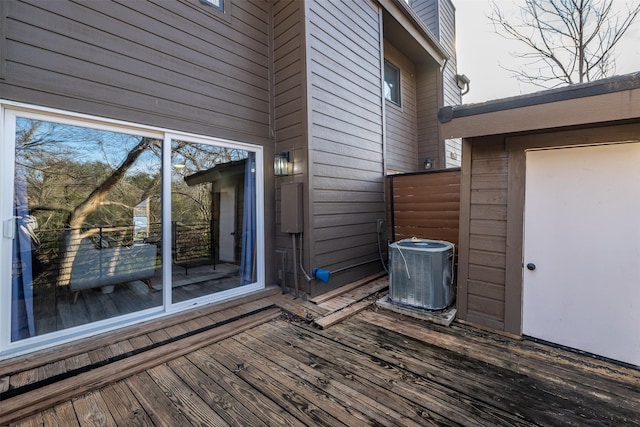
[56,137,157,287]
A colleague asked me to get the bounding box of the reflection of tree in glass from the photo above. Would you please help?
[16,118,161,286]
[171,140,248,226]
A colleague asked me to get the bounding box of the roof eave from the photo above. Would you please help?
[439,72,640,138]
[378,0,449,66]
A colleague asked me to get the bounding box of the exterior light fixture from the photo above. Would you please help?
[274,151,292,176]
[424,158,433,170]
[456,74,470,95]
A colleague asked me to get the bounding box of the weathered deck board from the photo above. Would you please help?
[144,363,229,426]
[240,323,451,427]
[0,307,281,425]
[165,356,265,426]
[3,284,640,427]
[211,341,346,426]
[185,347,304,426]
[335,311,640,426]
[317,277,388,312]
[312,276,389,328]
[224,337,371,426]
[359,310,640,407]
[310,272,387,304]
[41,402,79,427]
[314,299,375,329]
[0,287,280,374]
[72,390,117,427]
[269,292,329,319]
[322,318,563,423]
[100,382,154,426]
[251,321,532,427]
[125,372,193,427]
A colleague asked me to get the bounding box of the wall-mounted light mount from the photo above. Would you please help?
[274,151,293,176]
[424,158,434,170]
[456,74,470,96]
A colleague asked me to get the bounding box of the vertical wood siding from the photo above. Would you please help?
[0,0,272,144]
[307,0,384,292]
[384,42,418,173]
[463,141,508,330]
[387,170,460,245]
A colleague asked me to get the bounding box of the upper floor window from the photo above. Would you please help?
[200,0,224,12]
[384,60,401,106]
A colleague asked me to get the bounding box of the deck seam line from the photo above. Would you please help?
[0,304,278,401]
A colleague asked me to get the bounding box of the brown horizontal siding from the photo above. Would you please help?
[469,234,506,252]
[385,41,418,173]
[388,170,460,246]
[307,0,384,293]
[410,0,439,38]
[464,142,509,329]
[468,294,505,321]
[314,223,375,241]
[1,0,271,142]
[273,0,305,291]
[416,64,440,168]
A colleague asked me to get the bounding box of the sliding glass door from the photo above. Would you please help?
[1,106,263,355]
[7,113,163,341]
[169,138,258,304]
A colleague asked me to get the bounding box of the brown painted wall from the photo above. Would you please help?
[0,0,273,144]
[384,41,419,174]
[410,0,461,168]
[416,63,441,168]
[457,123,640,334]
[273,0,306,292]
[0,0,277,282]
[306,0,385,296]
[457,137,508,331]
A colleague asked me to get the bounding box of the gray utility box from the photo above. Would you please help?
[389,238,455,311]
[280,182,303,233]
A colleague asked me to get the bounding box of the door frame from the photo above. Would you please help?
[521,143,640,365]
[218,186,236,262]
[0,101,266,358]
[503,123,640,336]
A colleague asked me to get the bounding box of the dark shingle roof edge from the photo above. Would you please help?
[438,72,640,123]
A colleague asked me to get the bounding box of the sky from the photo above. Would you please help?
[453,0,640,104]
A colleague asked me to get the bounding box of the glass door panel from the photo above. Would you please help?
[170,140,256,303]
[11,116,162,342]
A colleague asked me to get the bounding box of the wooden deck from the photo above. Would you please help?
[1,276,639,426]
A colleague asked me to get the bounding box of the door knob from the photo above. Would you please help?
[526,263,536,271]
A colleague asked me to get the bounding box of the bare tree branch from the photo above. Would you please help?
[489,0,640,88]
[57,136,160,286]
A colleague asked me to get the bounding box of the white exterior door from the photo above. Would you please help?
[219,187,235,262]
[523,143,640,366]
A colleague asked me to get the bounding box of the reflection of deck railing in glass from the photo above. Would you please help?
[171,221,215,274]
[32,222,216,286]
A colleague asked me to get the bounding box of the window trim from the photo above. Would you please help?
[384,59,402,106]
[199,0,224,12]
[0,100,264,358]
[189,0,232,23]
